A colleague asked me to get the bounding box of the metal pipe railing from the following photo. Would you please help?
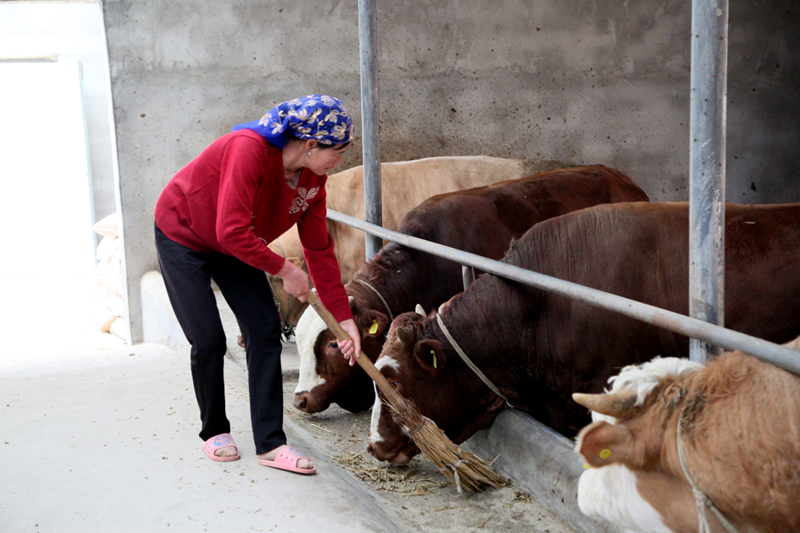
[327,209,800,375]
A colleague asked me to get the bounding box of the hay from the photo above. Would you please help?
[330,451,441,494]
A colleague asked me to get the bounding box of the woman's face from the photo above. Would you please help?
[306,143,350,175]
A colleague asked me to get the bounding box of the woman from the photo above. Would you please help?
[154,95,361,475]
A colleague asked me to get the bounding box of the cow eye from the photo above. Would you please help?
[389,381,398,388]
[328,341,338,350]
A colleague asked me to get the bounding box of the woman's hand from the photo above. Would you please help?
[276,259,310,302]
[337,318,362,367]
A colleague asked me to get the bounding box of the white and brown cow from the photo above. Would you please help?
[368,201,800,464]
[293,165,650,413]
[573,339,800,533]
[267,155,568,330]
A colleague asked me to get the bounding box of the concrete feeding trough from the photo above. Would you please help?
[465,409,620,533]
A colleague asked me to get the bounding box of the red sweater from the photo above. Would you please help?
[155,129,352,322]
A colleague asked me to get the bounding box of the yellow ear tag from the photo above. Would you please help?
[599,449,612,459]
[369,319,379,335]
[431,349,438,369]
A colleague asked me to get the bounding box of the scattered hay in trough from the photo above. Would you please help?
[330,451,447,495]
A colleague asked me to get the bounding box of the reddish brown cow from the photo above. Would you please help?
[368,202,800,464]
[573,342,800,533]
[292,165,649,413]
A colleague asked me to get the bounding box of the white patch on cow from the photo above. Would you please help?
[578,464,671,533]
[593,357,704,424]
[369,382,384,444]
[368,356,403,444]
[375,355,401,373]
[294,305,328,394]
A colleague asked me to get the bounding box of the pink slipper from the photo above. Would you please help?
[202,433,240,462]
[257,445,316,475]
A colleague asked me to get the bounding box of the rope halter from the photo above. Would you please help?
[676,406,740,533]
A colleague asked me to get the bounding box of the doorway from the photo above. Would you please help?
[0,2,124,363]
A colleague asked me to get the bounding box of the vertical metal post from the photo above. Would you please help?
[462,265,475,291]
[689,0,729,363]
[358,0,383,260]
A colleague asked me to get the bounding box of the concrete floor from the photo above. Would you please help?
[0,274,397,533]
[1,343,406,533]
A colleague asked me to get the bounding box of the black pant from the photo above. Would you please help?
[155,223,286,454]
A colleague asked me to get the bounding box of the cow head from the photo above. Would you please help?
[293,296,392,414]
[572,357,706,532]
[574,357,703,468]
[367,307,506,464]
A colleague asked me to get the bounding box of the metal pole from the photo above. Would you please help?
[462,265,475,291]
[327,209,800,376]
[689,0,729,363]
[358,0,383,260]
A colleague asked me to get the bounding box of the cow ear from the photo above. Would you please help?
[575,421,634,468]
[356,310,390,338]
[413,339,446,375]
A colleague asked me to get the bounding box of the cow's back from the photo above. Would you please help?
[329,156,569,281]
[395,165,649,276]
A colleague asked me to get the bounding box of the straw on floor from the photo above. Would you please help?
[307,290,506,493]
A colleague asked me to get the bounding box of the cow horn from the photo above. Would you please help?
[414,304,425,316]
[396,326,415,345]
[572,390,639,418]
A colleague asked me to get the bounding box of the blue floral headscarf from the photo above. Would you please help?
[231,95,354,149]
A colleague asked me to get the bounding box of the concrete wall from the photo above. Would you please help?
[102,0,800,342]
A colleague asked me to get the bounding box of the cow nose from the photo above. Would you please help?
[367,442,412,465]
[292,393,309,412]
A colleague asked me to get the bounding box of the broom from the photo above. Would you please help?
[307,289,506,493]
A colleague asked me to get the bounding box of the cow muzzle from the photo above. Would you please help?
[367,439,420,464]
[292,391,329,414]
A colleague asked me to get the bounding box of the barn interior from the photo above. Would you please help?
[3,1,799,532]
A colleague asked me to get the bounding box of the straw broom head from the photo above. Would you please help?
[381,390,506,493]
[307,290,506,493]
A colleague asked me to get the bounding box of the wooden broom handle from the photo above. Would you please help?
[306,290,407,407]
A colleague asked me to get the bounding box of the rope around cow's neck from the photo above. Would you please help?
[676,408,740,533]
[353,278,394,321]
[435,313,510,403]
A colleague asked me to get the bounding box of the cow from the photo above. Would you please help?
[265,156,568,332]
[367,201,800,465]
[292,165,650,414]
[573,339,800,533]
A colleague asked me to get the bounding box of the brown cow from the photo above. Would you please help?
[266,156,567,331]
[293,165,649,413]
[573,341,800,533]
[368,202,800,464]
